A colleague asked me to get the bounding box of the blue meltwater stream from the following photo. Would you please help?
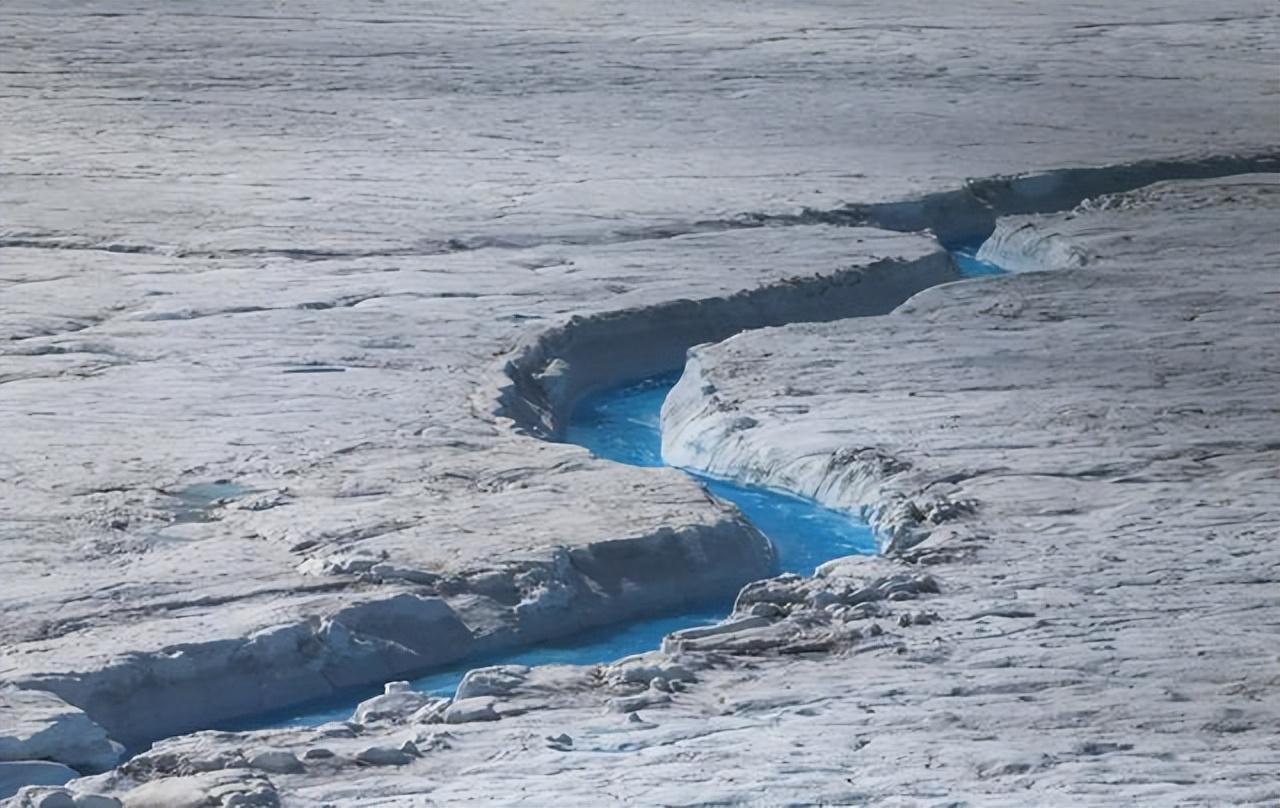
[255,372,877,728]
[949,239,1006,277]
[249,243,1002,728]
[565,373,879,573]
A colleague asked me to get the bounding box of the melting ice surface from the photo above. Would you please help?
[250,242,1001,730]
[260,370,876,729]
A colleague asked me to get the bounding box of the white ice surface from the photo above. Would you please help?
[1,0,1278,804]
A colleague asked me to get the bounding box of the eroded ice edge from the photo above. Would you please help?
[228,237,1007,731]
[141,195,1204,733]
[110,153,1280,737]
[250,354,896,728]
[8,154,1279,808]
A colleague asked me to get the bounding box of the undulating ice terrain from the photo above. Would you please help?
[2,0,1278,805]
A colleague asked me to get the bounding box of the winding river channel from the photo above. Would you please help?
[247,243,1004,729]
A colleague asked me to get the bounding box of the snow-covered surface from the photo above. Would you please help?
[46,176,1280,808]
[5,0,1274,253]
[658,175,1280,804]
[49,173,1274,808]
[2,0,1279,803]
[4,222,949,749]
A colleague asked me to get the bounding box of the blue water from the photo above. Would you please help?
[256,240,993,730]
[248,606,723,729]
[564,373,878,574]
[949,238,1007,277]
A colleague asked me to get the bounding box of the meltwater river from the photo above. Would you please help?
[247,242,1003,728]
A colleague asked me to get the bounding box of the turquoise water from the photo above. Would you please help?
[246,606,723,729]
[254,370,876,729]
[949,238,1007,277]
[251,241,998,730]
[564,373,878,574]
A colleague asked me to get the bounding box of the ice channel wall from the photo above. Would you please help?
[492,252,957,440]
[494,151,1280,443]
[495,152,1280,557]
[19,152,1279,756]
[19,519,770,750]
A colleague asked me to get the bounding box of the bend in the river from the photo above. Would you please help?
[40,155,1276,755]
[246,241,1004,730]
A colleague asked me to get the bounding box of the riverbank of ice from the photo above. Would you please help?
[3,0,1278,803]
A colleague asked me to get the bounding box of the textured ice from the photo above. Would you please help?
[1,0,1278,804]
[237,607,723,730]
[568,373,879,573]
[267,370,877,729]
